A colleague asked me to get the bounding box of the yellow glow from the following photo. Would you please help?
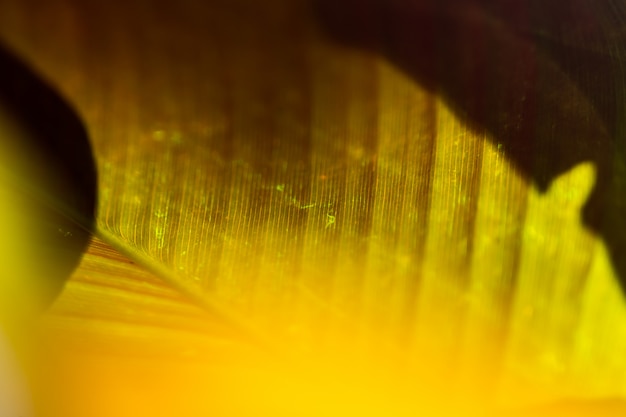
[0,148,38,417]
[1,1,625,414]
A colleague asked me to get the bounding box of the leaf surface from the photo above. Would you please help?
[1,0,626,415]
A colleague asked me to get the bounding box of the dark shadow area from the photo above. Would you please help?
[0,43,97,306]
[315,0,626,293]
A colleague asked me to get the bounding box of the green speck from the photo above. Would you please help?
[58,228,73,238]
[171,131,183,144]
[155,226,166,249]
[325,213,336,229]
[276,184,285,192]
[152,130,166,141]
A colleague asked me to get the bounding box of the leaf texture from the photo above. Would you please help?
[1,0,626,415]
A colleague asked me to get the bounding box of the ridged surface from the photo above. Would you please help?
[0,0,625,414]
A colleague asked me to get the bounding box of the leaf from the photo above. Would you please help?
[0,39,96,417]
[0,43,96,311]
[0,0,625,415]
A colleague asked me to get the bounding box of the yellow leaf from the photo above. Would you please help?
[0,0,625,415]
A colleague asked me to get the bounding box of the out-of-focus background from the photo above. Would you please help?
[1,0,626,415]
